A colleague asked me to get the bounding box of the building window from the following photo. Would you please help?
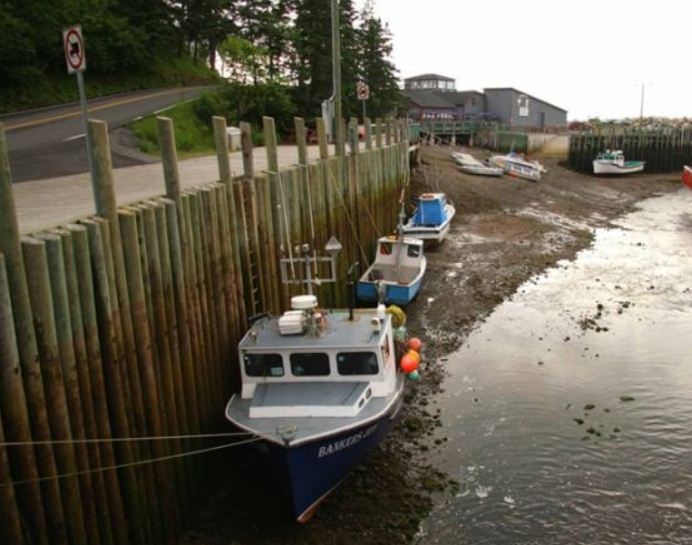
[518,94,530,117]
[337,352,379,375]
[244,353,284,377]
[290,353,330,376]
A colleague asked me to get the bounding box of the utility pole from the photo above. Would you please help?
[639,83,645,127]
[331,0,345,159]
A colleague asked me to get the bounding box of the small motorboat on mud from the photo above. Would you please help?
[593,150,645,175]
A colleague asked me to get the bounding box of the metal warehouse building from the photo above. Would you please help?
[402,74,568,130]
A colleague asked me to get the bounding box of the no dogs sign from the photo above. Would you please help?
[63,25,86,73]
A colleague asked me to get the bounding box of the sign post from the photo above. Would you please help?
[357,81,370,123]
[63,25,95,180]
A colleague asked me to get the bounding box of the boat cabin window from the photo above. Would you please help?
[337,352,379,375]
[290,353,330,376]
[407,245,421,258]
[379,242,392,255]
[244,353,284,377]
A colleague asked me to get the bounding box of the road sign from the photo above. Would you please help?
[63,25,86,74]
[357,81,370,101]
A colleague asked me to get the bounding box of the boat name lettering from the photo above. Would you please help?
[317,425,377,458]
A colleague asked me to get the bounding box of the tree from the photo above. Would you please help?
[357,1,402,118]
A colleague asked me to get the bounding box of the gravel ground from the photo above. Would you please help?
[180,144,679,545]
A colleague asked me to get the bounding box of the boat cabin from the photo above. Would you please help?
[366,236,424,286]
[413,193,450,226]
[238,297,398,419]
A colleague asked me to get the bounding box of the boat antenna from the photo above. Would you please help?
[346,261,360,321]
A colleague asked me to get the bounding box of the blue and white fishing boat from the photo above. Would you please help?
[402,192,456,243]
[357,235,426,305]
[225,243,406,522]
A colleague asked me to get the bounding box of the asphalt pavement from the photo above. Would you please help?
[2,86,214,182]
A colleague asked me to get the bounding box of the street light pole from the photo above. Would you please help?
[331,0,345,159]
[639,83,645,126]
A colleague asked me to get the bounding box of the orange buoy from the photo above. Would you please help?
[408,337,422,352]
[400,353,419,373]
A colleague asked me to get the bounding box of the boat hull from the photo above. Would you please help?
[459,165,504,177]
[593,160,645,175]
[682,166,692,190]
[401,220,451,242]
[357,274,422,305]
[258,391,404,521]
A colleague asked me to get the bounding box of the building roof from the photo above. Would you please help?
[440,90,485,106]
[483,87,567,113]
[404,73,455,82]
[403,89,456,109]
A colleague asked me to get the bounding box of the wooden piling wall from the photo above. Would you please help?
[0,116,409,545]
[568,129,692,173]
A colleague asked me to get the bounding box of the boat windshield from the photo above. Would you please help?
[290,353,330,376]
[337,352,379,375]
[244,353,284,377]
[408,245,422,258]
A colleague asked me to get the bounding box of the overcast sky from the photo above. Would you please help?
[361,0,690,120]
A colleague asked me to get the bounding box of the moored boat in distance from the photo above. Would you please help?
[402,192,456,243]
[593,150,645,175]
[682,165,692,190]
[225,242,407,523]
[489,152,545,181]
[452,152,503,177]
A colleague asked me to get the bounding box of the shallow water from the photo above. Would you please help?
[420,189,692,545]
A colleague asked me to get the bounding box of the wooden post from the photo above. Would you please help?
[349,118,359,155]
[317,117,329,160]
[0,398,23,545]
[0,253,42,545]
[375,118,383,148]
[213,116,232,183]
[157,117,181,205]
[40,233,102,545]
[63,225,129,545]
[295,117,308,165]
[87,120,118,220]
[81,219,148,545]
[119,209,181,536]
[22,236,88,545]
[364,118,373,150]
[240,121,255,178]
[0,124,64,545]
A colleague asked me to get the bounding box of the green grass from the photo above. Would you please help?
[130,99,215,157]
[0,55,219,114]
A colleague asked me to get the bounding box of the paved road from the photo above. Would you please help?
[2,86,214,182]
[12,143,353,235]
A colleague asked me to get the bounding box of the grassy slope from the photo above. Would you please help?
[130,98,215,157]
[1,56,219,114]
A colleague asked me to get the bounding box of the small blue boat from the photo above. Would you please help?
[402,192,456,243]
[357,236,426,305]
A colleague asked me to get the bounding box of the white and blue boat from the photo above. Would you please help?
[357,236,426,305]
[225,243,406,522]
[402,192,456,243]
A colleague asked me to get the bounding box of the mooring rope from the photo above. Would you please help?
[0,435,268,488]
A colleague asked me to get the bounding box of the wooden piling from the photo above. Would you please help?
[0,252,38,545]
[364,118,373,150]
[82,218,148,545]
[0,122,57,545]
[40,233,102,545]
[157,116,182,205]
[317,117,329,160]
[213,116,232,183]
[22,235,88,545]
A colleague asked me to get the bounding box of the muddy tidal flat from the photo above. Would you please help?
[182,146,683,545]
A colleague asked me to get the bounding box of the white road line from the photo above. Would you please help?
[63,133,85,142]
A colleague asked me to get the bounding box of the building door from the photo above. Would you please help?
[539,112,546,130]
